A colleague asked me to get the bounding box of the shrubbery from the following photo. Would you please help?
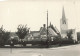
[0,30,10,46]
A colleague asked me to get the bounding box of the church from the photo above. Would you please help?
[60,7,77,42]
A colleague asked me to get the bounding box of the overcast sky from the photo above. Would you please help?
[0,0,80,32]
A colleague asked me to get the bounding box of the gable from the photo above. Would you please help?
[48,28,57,36]
[40,27,47,35]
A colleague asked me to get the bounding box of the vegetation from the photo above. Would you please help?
[67,30,73,40]
[60,29,74,44]
[0,25,77,47]
[0,28,10,46]
[16,24,29,46]
[67,29,74,43]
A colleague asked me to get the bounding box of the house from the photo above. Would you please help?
[24,24,59,42]
[0,28,2,35]
[24,31,41,41]
[40,24,47,41]
[40,24,58,41]
[29,31,41,41]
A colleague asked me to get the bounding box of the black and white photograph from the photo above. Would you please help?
[0,0,80,56]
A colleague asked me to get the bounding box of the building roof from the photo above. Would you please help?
[39,25,58,36]
[48,28,57,36]
[30,31,40,37]
[30,24,59,37]
[40,27,47,35]
[62,6,66,19]
[30,31,40,33]
[9,32,18,37]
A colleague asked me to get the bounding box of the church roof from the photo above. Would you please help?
[61,7,67,24]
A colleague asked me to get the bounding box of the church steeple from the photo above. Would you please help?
[60,6,68,38]
[62,7,66,24]
[62,7,66,19]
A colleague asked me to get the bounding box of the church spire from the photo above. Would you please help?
[62,6,66,19]
[62,6,67,24]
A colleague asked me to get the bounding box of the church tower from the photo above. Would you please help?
[60,7,68,38]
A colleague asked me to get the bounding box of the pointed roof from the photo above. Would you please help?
[62,6,67,24]
[62,6,66,19]
[40,26,47,35]
[48,28,57,36]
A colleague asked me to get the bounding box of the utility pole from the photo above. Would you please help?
[10,37,14,53]
[47,10,49,48]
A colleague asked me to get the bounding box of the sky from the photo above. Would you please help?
[0,0,80,32]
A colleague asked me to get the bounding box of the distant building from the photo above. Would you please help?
[24,31,41,41]
[24,24,59,42]
[30,31,41,41]
[39,24,47,41]
[60,7,77,42]
[40,24,59,41]
[60,7,68,38]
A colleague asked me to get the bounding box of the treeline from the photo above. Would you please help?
[0,25,78,47]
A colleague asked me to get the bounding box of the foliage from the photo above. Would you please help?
[60,29,74,44]
[0,28,10,46]
[2,32,10,44]
[50,36,62,45]
[16,24,29,46]
[77,32,80,41]
[67,29,73,40]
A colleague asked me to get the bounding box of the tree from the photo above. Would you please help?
[16,24,29,46]
[2,31,10,45]
[67,29,74,44]
[0,29,5,46]
[67,30,73,40]
[0,26,10,46]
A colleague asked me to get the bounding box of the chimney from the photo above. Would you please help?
[43,24,46,28]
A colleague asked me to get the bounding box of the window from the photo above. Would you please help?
[63,20,66,24]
